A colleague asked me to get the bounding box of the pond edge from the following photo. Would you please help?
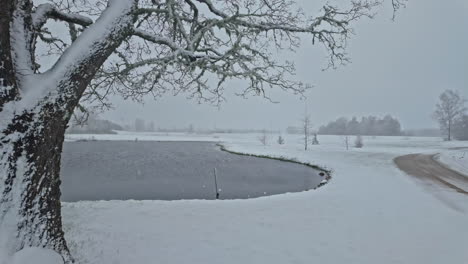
[217,143,332,188]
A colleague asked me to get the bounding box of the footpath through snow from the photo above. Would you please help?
[59,133,468,264]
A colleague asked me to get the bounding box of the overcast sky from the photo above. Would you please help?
[100,0,468,131]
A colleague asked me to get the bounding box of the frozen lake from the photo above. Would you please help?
[60,141,325,201]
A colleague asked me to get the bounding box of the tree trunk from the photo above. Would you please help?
[448,120,451,141]
[0,0,136,261]
[0,0,19,111]
[0,104,73,263]
[0,1,71,261]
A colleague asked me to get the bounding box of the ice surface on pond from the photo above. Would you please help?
[60,141,324,201]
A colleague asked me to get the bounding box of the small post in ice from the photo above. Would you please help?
[213,168,220,199]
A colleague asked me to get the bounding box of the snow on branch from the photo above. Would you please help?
[391,0,407,19]
[28,0,396,110]
[84,0,377,107]
[32,3,93,30]
[132,29,221,60]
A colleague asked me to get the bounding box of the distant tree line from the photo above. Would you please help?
[154,126,279,134]
[67,115,123,134]
[318,115,402,136]
[134,118,156,132]
[403,128,441,137]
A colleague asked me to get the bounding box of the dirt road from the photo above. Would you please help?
[394,153,468,195]
[395,153,468,212]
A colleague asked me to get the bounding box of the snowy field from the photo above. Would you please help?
[58,133,468,263]
[437,149,468,177]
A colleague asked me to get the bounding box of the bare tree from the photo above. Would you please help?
[312,133,319,145]
[277,135,285,145]
[343,135,350,150]
[354,135,364,148]
[301,114,313,150]
[259,129,268,146]
[0,0,403,261]
[433,90,467,141]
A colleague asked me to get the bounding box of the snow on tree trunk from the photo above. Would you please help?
[0,0,19,111]
[0,107,72,262]
[1,0,137,262]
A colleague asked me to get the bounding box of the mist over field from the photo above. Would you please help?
[1,0,467,264]
[100,0,468,131]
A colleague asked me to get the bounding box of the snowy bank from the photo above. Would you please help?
[58,134,468,264]
[6,247,63,264]
[437,149,468,176]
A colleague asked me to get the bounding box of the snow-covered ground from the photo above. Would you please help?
[437,149,468,177]
[58,132,468,264]
[8,248,63,264]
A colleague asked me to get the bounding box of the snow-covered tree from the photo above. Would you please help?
[258,129,268,146]
[277,135,285,145]
[343,135,350,150]
[0,0,403,262]
[433,90,467,141]
[301,114,313,150]
[312,133,319,145]
[354,135,363,148]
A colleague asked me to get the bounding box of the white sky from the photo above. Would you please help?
[100,0,468,131]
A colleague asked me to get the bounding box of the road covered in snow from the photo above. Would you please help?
[63,133,468,264]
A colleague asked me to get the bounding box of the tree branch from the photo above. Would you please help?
[67,0,398,110]
[34,0,136,112]
[32,3,93,30]
[132,28,221,60]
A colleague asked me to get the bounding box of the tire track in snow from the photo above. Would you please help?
[394,153,468,212]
